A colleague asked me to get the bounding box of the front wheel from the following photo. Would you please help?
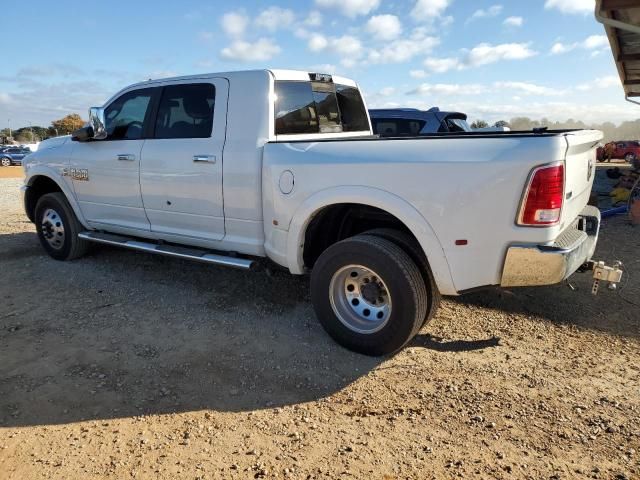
[625,153,636,164]
[35,192,89,261]
[0,157,11,167]
[310,235,427,356]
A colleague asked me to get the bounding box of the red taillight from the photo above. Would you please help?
[518,164,564,226]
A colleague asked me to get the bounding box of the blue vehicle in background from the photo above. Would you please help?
[369,108,472,136]
[0,146,31,166]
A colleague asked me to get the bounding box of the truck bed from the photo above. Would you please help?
[263,129,602,294]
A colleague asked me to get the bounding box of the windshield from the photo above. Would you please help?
[275,80,369,135]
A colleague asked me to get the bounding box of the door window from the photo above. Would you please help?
[154,84,215,139]
[104,88,154,140]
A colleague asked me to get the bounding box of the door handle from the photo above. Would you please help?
[193,155,216,164]
[117,154,136,161]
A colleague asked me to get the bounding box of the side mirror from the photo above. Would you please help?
[71,126,95,142]
[88,107,107,140]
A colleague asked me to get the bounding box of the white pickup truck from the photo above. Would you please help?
[23,69,608,355]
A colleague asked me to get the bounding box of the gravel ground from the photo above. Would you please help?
[0,177,638,480]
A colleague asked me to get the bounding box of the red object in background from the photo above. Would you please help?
[597,140,640,163]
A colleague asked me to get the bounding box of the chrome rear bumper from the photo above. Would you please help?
[501,206,600,287]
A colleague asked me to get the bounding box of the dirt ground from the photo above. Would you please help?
[0,177,638,480]
[0,167,23,179]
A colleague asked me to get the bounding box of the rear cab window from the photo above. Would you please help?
[274,74,370,138]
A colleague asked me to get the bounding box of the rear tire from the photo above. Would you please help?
[35,192,89,261]
[0,157,10,167]
[625,153,636,164]
[310,235,427,356]
[361,228,441,329]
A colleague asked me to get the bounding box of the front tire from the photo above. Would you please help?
[0,157,11,167]
[625,153,636,164]
[35,192,89,261]
[310,235,427,356]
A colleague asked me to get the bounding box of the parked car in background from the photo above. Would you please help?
[369,108,511,136]
[369,108,472,136]
[0,146,31,166]
[596,140,640,163]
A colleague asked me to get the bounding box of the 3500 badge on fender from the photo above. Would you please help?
[62,168,89,181]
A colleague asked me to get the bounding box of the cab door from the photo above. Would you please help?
[70,87,158,231]
[139,79,227,241]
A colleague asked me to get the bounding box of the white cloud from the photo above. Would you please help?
[408,81,564,97]
[550,34,608,55]
[308,34,329,52]
[411,0,452,21]
[422,43,536,73]
[465,42,537,66]
[0,93,11,104]
[576,75,621,91]
[366,15,403,41]
[379,87,396,96]
[468,5,503,22]
[305,11,324,27]
[551,42,575,54]
[220,38,281,62]
[423,56,461,73]
[368,33,439,64]
[494,81,564,96]
[583,34,608,49]
[221,11,249,37]
[310,34,364,59]
[410,69,428,78]
[503,16,523,27]
[544,0,594,15]
[409,83,487,96]
[255,7,295,32]
[332,35,364,57]
[310,30,436,65]
[314,0,380,18]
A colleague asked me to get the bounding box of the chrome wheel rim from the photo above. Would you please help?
[329,265,392,334]
[1,158,9,167]
[41,208,65,250]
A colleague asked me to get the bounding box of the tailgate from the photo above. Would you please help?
[561,130,602,226]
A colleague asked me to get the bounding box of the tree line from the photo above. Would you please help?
[1,114,85,143]
[471,118,640,143]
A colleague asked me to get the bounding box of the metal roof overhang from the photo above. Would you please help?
[596,0,640,104]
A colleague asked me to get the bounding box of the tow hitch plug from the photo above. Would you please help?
[589,261,624,295]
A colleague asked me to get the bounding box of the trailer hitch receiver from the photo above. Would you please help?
[588,260,624,295]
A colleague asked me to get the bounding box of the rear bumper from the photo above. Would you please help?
[501,206,600,287]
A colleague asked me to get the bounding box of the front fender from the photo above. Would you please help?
[285,186,457,295]
[24,165,90,229]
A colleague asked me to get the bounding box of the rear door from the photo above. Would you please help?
[140,79,227,241]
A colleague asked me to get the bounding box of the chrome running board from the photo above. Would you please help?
[78,231,255,270]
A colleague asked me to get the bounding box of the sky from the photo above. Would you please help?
[0,0,636,129]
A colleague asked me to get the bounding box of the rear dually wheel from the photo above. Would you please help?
[311,235,427,356]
